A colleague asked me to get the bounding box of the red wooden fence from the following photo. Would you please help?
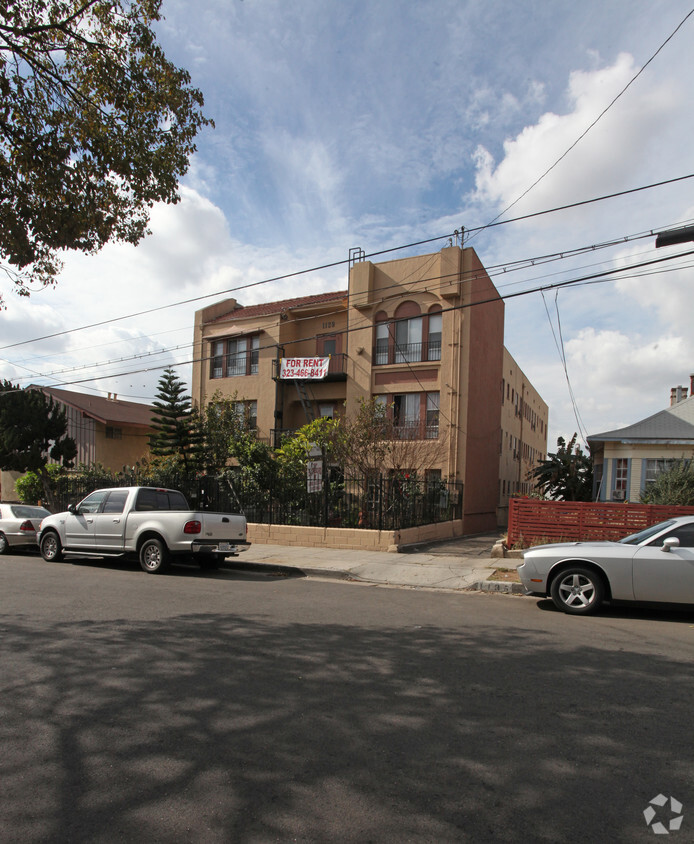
[507,498,694,547]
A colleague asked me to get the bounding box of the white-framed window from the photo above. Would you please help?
[232,399,257,429]
[644,458,676,487]
[614,458,628,497]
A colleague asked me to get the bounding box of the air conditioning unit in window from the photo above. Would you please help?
[612,489,626,501]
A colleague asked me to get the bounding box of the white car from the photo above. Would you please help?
[0,503,51,554]
[518,516,694,615]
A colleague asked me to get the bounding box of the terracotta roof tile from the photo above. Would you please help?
[210,290,347,324]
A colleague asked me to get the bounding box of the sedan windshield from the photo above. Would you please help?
[619,520,675,545]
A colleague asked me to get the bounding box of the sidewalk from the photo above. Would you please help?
[228,533,525,594]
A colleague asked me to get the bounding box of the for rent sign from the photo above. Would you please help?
[280,357,330,380]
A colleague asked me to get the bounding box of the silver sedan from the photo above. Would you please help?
[0,503,51,555]
[518,516,694,615]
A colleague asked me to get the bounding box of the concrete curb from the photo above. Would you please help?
[225,558,528,593]
[473,580,527,595]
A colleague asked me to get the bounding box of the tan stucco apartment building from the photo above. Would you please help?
[192,245,548,532]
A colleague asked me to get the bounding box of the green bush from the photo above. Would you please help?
[640,459,694,506]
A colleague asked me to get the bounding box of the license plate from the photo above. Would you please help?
[218,542,235,553]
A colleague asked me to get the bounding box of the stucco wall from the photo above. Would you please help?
[248,519,464,552]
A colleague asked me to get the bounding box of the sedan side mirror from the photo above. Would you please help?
[662,537,680,553]
[68,503,78,514]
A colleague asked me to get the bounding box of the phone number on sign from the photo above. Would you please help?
[283,367,326,379]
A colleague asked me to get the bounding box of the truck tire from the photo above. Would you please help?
[40,531,64,562]
[139,538,169,574]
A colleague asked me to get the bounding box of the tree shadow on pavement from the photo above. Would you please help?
[1,609,692,843]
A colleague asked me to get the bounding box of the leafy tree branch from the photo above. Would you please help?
[0,0,213,305]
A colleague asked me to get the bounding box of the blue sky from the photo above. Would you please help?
[2,0,694,449]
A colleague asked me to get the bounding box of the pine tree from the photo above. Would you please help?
[150,369,197,470]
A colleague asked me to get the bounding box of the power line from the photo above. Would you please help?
[30,246,694,391]
[472,7,694,235]
[2,172,693,353]
[4,224,680,386]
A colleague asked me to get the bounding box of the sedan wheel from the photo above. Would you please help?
[0,532,8,555]
[550,566,605,615]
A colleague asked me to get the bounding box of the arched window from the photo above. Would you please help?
[373,304,442,365]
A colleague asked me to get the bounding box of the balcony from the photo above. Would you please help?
[373,341,441,366]
[272,420,438,448]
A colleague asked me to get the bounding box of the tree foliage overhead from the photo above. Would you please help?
[640,459,694,506]
[0,381,77,509]
[529,434,593,502]
[0,0,212,303]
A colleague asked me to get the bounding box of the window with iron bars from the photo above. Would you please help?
[211,336,260,379]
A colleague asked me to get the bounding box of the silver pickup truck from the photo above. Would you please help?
[38,486,250,573]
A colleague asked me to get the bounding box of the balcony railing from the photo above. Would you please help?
[392,421,440,441]
[273,421,439,447]
[373,340,441,366]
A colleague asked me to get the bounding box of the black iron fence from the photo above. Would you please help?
[53,472,463,532]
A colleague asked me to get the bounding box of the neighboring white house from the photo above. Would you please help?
[588,381,694,502]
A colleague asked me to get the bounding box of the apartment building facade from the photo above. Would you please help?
[498,349,549,525]
[191,245,548,532]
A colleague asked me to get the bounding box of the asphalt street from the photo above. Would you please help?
[1,552,693,843]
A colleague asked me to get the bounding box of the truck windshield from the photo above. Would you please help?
[134,489,189,511]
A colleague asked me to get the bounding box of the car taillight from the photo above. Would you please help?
[184,520,202,535]
[19,521,35,532]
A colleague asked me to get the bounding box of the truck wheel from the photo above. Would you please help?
[139,538,169,574]
[40,531,64,562]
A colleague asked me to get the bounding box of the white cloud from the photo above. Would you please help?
[471,53,680,216]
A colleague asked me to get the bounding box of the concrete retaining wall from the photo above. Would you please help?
[247,519,464,552]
